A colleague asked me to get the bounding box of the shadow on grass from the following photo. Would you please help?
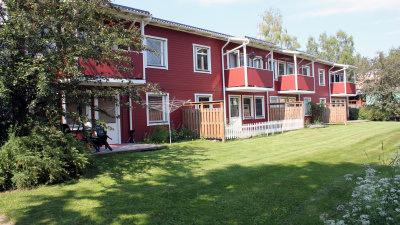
[10,145,363,225]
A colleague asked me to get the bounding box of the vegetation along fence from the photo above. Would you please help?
[225,119,304,140]
[269,102,304,121]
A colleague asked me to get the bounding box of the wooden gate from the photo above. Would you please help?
[321,103,347,124]
[269,102,304,121]
[182,101,225,141]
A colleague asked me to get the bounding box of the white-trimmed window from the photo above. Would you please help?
[253,57,263,69]
[279,62,286,76]
[255,96,265,119]
[319,69,325,86]
[146,93,169,126]
[240,54,252,67]
[320,98,326,104]
[146,36,168,69]
[194,44,211,73]
[270,96,280,108]
[304,97,312,116]
[287,63,294,75]
[228,51,239,69]
[195,94,213,109]
[302,66,310,76]
[242,96,254,119]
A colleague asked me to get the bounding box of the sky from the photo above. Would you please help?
[114,0,400,58]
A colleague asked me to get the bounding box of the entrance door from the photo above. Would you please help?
[94,96,121,144]
[229,96,242,126]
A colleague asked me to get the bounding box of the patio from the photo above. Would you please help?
[92,143,168,155]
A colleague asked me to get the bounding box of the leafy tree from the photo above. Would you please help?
[0,0,160,139]
[0,0,161,189]
[305,30,356,65]
[259,8,300,50]
[360,47,400,118]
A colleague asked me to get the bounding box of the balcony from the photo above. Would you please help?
[277,74,314,94]
[331,82,356,96]
[79,52,145,86]
[225,67,274,92]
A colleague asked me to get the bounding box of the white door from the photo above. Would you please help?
[94,96,121,144]
[229,96,242,126]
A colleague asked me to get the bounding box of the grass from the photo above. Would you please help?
[1,122,400,224]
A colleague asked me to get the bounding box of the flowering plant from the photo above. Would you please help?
[247,51,256,59]
[262,56,269,62]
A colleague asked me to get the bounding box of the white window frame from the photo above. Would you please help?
[319,69,325,86]
[227,50,239,69]
[194,94,213,109]
[145,36,168,70]
[304,97,312,116]
[229,95,241,121]
[302,66,310,76]
[254,96,265,119]
[253,57,263,69]
[146,92,169,126]
[270,96,280,108]
[242,95,254,120]
[272,59,278,80]
[240,53,252,67]
[278,61,286,76]
[319,98,326,105]
[287,63,294,75]
[193,44,211,74]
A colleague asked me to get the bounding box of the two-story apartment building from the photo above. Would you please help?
[72,4,357,143]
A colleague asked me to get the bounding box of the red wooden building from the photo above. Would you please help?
[68,4,357,143]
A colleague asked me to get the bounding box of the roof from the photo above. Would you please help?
[111,3,151,15]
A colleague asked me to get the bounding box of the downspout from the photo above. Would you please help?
[312,60,315,92]
[221,38,231,136]
[294,54,298,91]
[328,64,336,103]
[243,43,249,87]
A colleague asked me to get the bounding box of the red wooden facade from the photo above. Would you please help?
[75,4,358,142]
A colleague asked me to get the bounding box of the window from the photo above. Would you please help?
[242,96,253,119]
[255,96,265,119]
[287,63,294,75]
[302,66,310,76]
[146,93,169,126]
[268,59,272,71]
[332,98,345,107]
[228,51,239,68]
[253,57,263,69]
[273,60,278,79]
[270,96,280,108]
[240,54,252,67]
[331,73,344,83]
[304,97,312,116]
[194,44,211,73]
[230,97,240,118]
[320,98,326,104]
[195,94,213,109]
[146,36,168,69]
[319,69,325,86]
[279,62,286,76]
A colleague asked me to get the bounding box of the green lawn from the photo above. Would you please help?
[1,122,400,224]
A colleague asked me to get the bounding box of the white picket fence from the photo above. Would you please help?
[225,119,304,140]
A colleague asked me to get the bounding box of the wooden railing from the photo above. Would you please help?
[269,102,304,121]
[182,107,225,141]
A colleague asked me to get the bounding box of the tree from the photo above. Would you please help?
[361,47,400,118]
[305,30,356,65]
[259,8,300,50]
[0,0,160,189]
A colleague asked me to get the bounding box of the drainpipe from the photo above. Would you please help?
[294,54,298,91]
[221,38,231,134]
[244,45,248,87]
[312,60,315,92]
[328,64,336,103]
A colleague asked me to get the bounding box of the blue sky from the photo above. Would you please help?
[114,0,400,58]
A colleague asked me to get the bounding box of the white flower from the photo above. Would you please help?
[337,205,345,211]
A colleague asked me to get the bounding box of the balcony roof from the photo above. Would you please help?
[226,87,274,93]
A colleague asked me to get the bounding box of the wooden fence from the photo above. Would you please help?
[269,102,304,121]
[320,103,347,125]
[226,119,304,140]
[182,104,225,141]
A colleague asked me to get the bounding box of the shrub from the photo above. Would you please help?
[310,102,324,124]
[0,125,91,191]
[349,108,360,120]
[144,126,169,144]
[358,106,393,121]
[170,124,193,142]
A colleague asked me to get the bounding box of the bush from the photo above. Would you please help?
[310,102,324,124]
[358,106,393,121]
[170,125,193,142]
[143,126,169,144]
[349,108,360,120]
[0,125,91,191]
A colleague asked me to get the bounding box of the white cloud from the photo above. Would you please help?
[371,16,400,25]
[295,0,400,18]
